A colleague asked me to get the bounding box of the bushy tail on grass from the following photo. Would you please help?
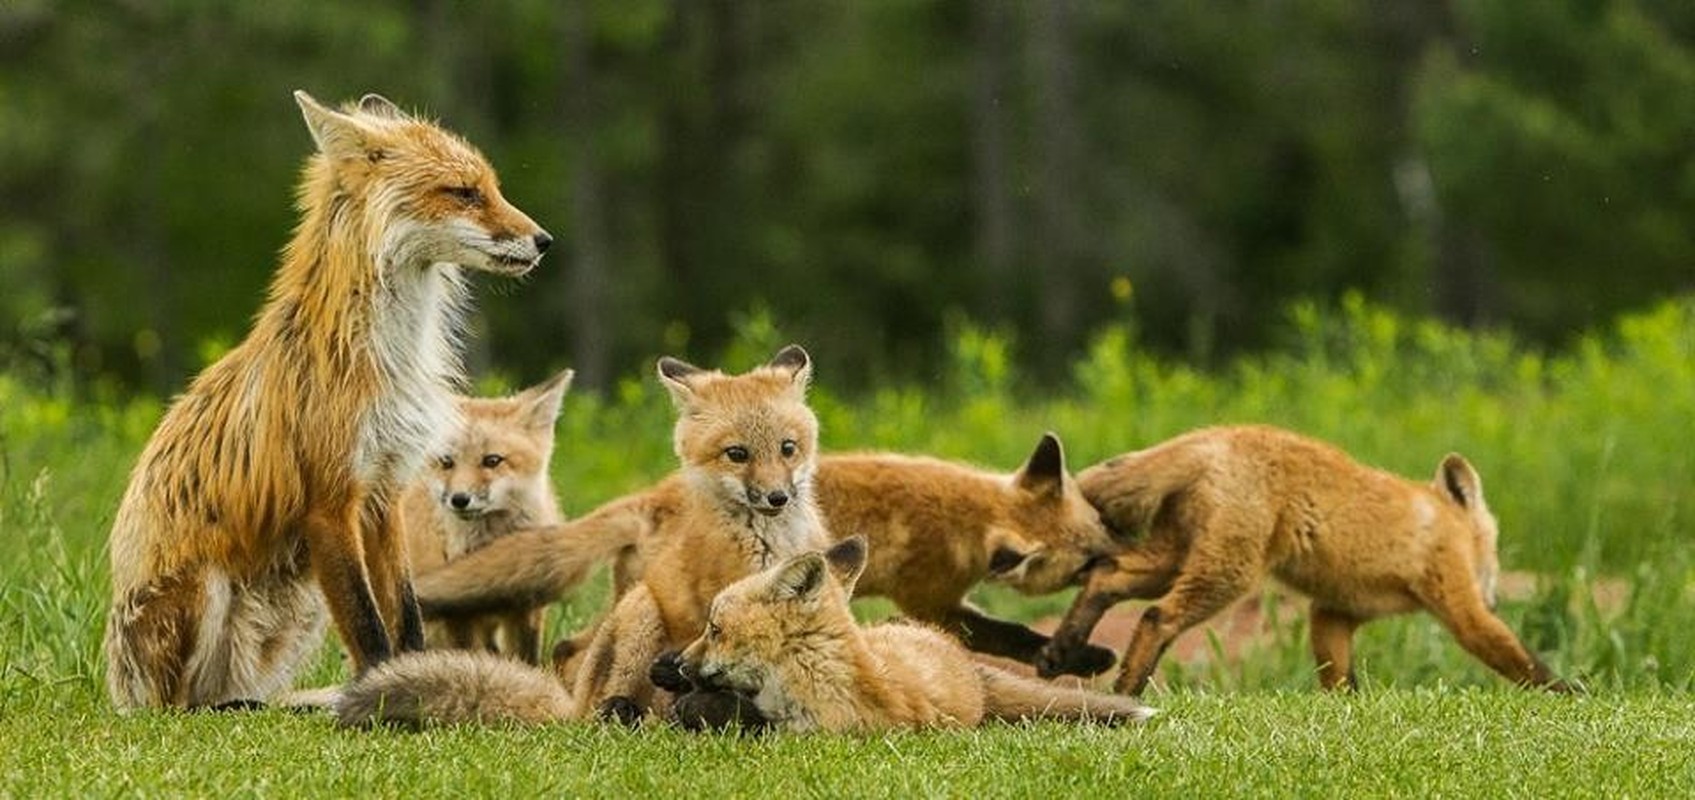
[335,651,574,728]
[976,665,1156,726]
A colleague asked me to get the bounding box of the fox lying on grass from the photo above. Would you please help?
[336,537,1155,731]
[103,90,550,710]
[411,435,1122,678]
[403,370,573,664]
[660,536,1154,732]
[1037,425,1574,695]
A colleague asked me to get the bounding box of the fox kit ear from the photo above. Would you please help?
[768,552,828,602]
[294,89,375,161]
[1436,453,1487,511]
[518,369,573,430]
[767,344,812,395]
[357,93,403,118]
[1012,432,1067,499]
[823,536,868,593]
[657,356,706,407]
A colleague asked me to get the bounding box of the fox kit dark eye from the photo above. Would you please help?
[437,455,454,470]
[705,621,722,640]
[780,439,798,458]
[724,446,750,464]
[443,185,484,207]
[481,453,505,469]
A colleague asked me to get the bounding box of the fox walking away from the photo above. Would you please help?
[1038,425,1573,695]
[103,90,551,710]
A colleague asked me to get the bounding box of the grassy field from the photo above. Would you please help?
[3,295,1694,794]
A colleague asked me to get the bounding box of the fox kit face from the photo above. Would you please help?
[682,537,868,700]
[986,434,1116,595]
[423,370,571,522]
[658,345,819,519]
[294,91,551,277]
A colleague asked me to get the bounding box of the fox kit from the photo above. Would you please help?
[336,537,1153,731]
[404,370,573,664]
[668,536,1154,733]
[103,91,550,710]
[1037,425,1572,695]
[410,435,1122,677]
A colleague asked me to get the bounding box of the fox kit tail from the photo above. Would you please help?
[412,494,651,616]
[975,665,1155,725]
[335,650,573,728]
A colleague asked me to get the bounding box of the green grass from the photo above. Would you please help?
[1,691,1691,796]
[3,295,1694,794]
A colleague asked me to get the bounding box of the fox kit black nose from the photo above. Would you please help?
[766,490,789,508]
[533,231,553,253]
[449,492,472,510]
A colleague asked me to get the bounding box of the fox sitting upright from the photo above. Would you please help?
[1037,424,1574,695]
[664,536,1155,733]
[572,344,831,722]
[103,90,551,710]
[403,369,573,665]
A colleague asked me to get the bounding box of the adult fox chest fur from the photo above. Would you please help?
[103,91,550,710]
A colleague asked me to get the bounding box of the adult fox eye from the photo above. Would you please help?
[724,446,750,464]
[780,439,797,458]
[443,185,483,206]
[481,454,505,468]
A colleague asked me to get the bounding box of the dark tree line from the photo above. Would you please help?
[2,1,1692,394]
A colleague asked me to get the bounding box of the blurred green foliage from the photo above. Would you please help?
[1,1,1692,395]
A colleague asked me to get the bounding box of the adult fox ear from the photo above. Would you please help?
[657,356,707,407]
[1435,453,1488,511]
[1012,432,1067,500]
[823,536,868,594]
[769,552,828,602]
[766,344,812,396]
[518,369,574,430]
[295,90,376,160]
[357,93,403,118]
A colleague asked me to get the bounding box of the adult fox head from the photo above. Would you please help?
[293,90,551,276]
[422,370,571,526]
[658,345,819,520]
[985,433,1118,595]
[680,536,868,698]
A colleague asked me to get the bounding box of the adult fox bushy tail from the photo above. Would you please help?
[103,91,550,710]
[671,537,1155,732]
[1037,425,1573,695]
[404,370,573,664]
[413,435,1123,676]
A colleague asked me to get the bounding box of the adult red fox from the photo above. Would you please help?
[1036,425,1573,695]
[103,91,550,710]
[403,370,573,664]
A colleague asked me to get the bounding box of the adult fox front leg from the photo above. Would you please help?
[102,90,549,710]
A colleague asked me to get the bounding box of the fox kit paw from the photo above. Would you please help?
[649,650,693,694]
[597,696,644,727]
[1036,642,1118,679]
[671,690,770,734]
